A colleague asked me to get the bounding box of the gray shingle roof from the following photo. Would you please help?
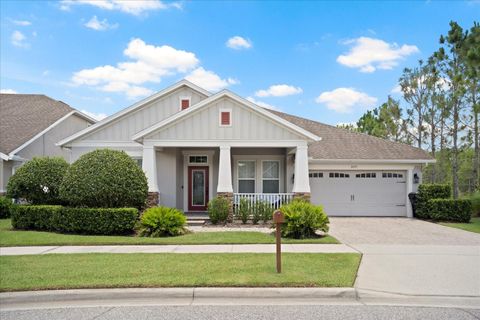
[0,94,74,154]
[268,109,433,161]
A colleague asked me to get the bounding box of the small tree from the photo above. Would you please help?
[60,149,148,208]
[6,157,69,204]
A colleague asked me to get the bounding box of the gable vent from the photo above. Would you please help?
[181,99,190,110]
[220,111,231,126]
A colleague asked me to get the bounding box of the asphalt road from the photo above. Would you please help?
[1,305,480,320]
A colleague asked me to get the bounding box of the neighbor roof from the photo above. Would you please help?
[267,109,433,161]
[0,94,94,155]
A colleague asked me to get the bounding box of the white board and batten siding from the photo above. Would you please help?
[145,97,305,141]
[80,86,208,142]
[309,170,408,217]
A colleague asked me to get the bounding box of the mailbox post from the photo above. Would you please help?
[273,210,285,273]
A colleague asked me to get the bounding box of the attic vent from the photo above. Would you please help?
[181,98,190,110]
[220,110,231,126]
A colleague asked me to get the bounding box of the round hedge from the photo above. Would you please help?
[6,157,69,205]
[60,149,148,208]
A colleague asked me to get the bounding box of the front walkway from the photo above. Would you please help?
[329,217,480,297]
[0,244,357,256]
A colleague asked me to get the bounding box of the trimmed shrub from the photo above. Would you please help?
[138,206,186,237]
[11,205,63,230]
[6,157,69,204]
[11,205,138,235]
[427,199,472,223]
[0,196,13,218]
[60,149,148,208]
[416,184,451,219]
[237,197,250,224]
[279,200,329,239]
[207,197,229,224]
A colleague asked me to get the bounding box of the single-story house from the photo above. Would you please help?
[58,80,434,217]
[0,94,96,194]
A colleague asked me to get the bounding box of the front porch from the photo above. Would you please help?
[141,143,311,220]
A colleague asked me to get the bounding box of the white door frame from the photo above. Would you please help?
[182,150,215,212]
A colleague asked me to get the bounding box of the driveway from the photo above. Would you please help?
[329,218,480,298]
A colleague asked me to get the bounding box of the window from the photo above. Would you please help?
[382,172,404,178]
[132,158,142,168]
[219,110,231,126]
[309,171,323,178]
[189,155,208,164]
[329,172,350,178]
[180,97,190,110]
[238,161,255,193]
[355,172,376,178]
[262,161,280,193]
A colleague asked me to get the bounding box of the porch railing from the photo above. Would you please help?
[233,193,294,216]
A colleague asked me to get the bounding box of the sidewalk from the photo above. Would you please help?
[0,244,358,256]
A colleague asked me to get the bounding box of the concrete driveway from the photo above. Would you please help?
[329,218,480,298]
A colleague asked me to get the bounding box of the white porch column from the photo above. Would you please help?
[292,145,310,193]
[217,145,233,193]
[142,146,158,193]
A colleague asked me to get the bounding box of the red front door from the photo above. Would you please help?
[188,166,209,211]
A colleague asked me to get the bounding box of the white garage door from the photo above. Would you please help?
[309,171,407,216]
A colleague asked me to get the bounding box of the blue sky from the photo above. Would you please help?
[1,1,478,125]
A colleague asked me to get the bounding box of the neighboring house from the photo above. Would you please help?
[58,80,434,217]
[0,94,96,194]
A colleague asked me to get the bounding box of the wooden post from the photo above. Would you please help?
[273,210,285,273]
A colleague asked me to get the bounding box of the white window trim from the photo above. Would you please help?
[179,96,191,111]
[219,108,232,127]
[261,160,280,193]
[236,160,256,193]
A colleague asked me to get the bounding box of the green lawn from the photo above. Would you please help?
[439,217,480,234]
[0,253,360,291]
[0,219,339,246]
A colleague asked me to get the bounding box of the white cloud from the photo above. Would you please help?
[0,89,17,94]
[11,30,28,48]
[60,0,180,15]
[246,97,278,111]
[255,84,303,97]
[84,16,118,31]
[12,20,31,26]
[315,88,378,113]
[72,38,199,98]
[391,84,402,94]
[80,109,108,121]
[226,36,252,50]
[185,67,238,92]
[337,37,419,73]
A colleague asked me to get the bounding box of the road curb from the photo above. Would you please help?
[0,287,356,310]
[1,288,478,310]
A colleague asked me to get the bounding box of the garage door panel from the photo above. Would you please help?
[309,170,407,217]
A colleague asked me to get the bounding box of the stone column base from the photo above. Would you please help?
[293,192,311,202]
[216,192,233,223]
[146,192,159,208]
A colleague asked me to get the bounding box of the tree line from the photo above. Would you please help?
[339,21,479,198]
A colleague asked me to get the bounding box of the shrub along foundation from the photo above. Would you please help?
[11,205,138,235]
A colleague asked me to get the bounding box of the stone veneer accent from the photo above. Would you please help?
[146,192,159,208]
[216,192,234,222]
[293,192,311,202]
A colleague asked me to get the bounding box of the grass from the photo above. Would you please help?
[0,219,339,246]
[0,253,360,291]
[439,217,480,234]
